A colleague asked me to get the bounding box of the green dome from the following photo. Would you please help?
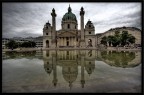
[62,5,77,22]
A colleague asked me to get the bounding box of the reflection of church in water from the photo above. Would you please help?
[43,50,96,88]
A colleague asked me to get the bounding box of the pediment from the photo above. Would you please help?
[58,32,76,37]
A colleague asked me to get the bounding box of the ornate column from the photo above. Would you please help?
[64,38,66,46]
[51,8,57,48]
[80,7,85,48]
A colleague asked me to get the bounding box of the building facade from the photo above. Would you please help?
[2,36,43,49]
[43,5,95,48]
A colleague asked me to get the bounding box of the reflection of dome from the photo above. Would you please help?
[62,5,77,22]
[85,61,95,75]
[62,62,78,88]
[44,62,53,75]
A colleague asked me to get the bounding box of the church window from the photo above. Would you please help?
[89,32,91,34]
[46,33,48,35]
[89,25,91,28]
[68,24,70,29]
[66,37,69,40]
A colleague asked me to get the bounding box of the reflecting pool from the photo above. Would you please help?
[2,50,141,93]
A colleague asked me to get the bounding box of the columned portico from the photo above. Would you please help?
[57,37,77,48]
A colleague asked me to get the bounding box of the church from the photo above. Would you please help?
[43,5,96,48]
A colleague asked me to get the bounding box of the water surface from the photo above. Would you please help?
[2,50,141,93]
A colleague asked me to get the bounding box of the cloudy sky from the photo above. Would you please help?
[2,3,141,38]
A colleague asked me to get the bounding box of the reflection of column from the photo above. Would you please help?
[81,56,85,88]
[52,51,57,87]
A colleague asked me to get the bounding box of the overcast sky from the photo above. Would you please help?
[2,3,141,38]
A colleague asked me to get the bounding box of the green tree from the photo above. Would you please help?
[21,41,36,48]
[5,40,18,49]
[100,30,136,47]
[121,31,129,46]
[107,35,115,46]
[128,34,136,44]
[114,31,121,46]
[30,41,36,47]
[101,36,107,46]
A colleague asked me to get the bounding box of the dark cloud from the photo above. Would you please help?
[2,3,141,38]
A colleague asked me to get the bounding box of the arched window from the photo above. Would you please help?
[88,39,92,47]
[46,40,49,48]
[68,24,70,29]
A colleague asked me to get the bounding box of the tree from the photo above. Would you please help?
[121,31,135,46]
[21,41,36,48]
[5,40,18,49]
[100,30,136,47]
[121,31,129,46]
[101,36,107,46]
[114,31,121,46]
[128,34,135,45]
[107,35,114,46]
[30,41,36,47]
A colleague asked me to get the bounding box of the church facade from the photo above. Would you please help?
[43,5,96,48]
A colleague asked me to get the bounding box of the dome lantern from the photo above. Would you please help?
[68,4,72,13]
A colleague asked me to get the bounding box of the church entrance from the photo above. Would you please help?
[46,40,49,48]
